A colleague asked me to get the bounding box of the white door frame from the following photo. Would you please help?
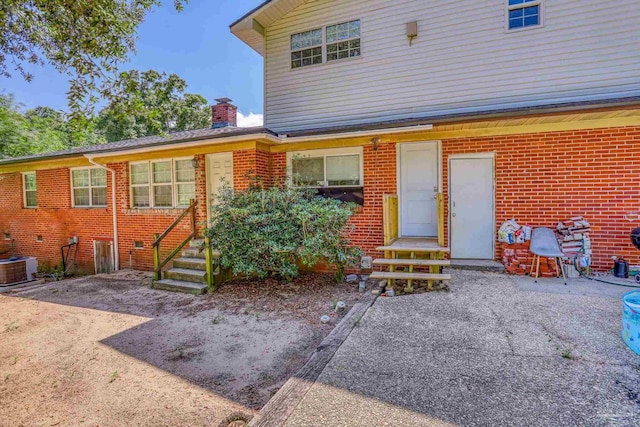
[448,152,496,259]
[206,152,234,220]
[396,141,443,237]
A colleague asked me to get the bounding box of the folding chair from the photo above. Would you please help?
[529,227,567,285]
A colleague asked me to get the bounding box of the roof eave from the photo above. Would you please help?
[230,17,266,56]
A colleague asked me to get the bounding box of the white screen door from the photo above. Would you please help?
[207,153,233,216]
[450,155,494,259]
[399,142,438,237]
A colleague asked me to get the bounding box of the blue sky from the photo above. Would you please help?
[0,0,265,126]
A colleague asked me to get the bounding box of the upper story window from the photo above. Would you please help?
[71,167,107,207]
[290,20,361,69]
[130,158,195,208]
[508,0,541,30]
[291,28,322,68]
[326,20,361,62]
[23,172,36,208]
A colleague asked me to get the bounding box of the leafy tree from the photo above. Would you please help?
[206,183,363,282]
[0,94,104,158]
[0,0,187,115]
[97,69,210,142]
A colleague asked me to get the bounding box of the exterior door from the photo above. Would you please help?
[207,153,234,214]
[94,240,114,274]
[449,155,495,259]
[399,142,439,237]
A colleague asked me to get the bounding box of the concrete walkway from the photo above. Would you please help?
[284,271,640,427]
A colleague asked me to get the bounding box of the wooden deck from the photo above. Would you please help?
[376,237,450,253]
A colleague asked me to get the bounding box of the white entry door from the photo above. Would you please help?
[207,152,233,214]
[450,155,494,259]
[399,142,439,237]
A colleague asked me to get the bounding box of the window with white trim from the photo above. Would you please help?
[290,19,361,68]
[71,168,107,207]
[130,159,195,208]
[326,20,361,62]
[289,148,363,188]
[507,0,541,30]
[291,28,322,68]
[23,172,36,208]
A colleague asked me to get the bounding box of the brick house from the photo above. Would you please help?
[1,0,640,284]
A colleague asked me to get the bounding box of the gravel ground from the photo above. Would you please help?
[0,271,362,427]
[285,270,640,427]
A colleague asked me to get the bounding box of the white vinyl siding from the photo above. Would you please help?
[71,168,107,207]
[22,172,36,208]
[263,0,640,132]
[130,159,195,208]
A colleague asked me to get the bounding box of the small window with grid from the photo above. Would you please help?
[72,168,107,207]
[326,20,361,61]
[23,172,37,208]
[290,28,322,68]
[508,0,541,30]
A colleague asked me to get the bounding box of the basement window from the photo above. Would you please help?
[36,235,43,242]
[23,172,37,208]
[3,233,10,240]
[134,241,144,249]
[130,158,195,208]
[507,0,542,30]
[71,168,107,207]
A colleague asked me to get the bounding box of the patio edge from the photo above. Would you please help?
[248,291,378,427]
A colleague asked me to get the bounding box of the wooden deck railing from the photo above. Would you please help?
[382,193,445,247]
[152,199,199,282]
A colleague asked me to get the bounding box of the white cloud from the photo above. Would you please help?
[237,111,264,127]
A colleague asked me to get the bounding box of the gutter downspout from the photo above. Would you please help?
[84,155,119,271]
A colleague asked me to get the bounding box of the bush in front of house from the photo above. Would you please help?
[206,183,362,282]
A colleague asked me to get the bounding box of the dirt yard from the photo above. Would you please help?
[0,271,362,427]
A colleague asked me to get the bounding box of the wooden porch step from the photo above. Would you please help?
[373,258,451,267]
[376,245,450,253]
[370,271,451,281]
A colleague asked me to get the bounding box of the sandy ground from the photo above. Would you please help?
[0,271,362,427]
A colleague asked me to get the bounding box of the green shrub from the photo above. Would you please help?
[206,183,362,282]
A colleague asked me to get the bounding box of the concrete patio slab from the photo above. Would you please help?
[283,271,640,427]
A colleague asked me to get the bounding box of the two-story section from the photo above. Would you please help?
[232,0,640,272]
[233,0,640,132]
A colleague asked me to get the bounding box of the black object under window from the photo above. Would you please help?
[315,187,364,205]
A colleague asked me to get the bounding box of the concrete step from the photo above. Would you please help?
[189,239,205,249]
[449,259,505,272]
[373,259,451,267]
[181,247,220,259]
[164,268,207,284]
[153,279,207,294]
[173,257,208,271]
[370,271,451,281]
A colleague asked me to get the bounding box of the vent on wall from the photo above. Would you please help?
[36,235,43,242]
[134,241,144,249]
[3,233,10,240]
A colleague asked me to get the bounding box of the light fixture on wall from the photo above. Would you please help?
[407,21,418,46]
[371,137,380,151]
[191,157,200,168]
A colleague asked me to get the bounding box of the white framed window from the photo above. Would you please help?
[326,20,361,62]
[22,172,37,208]
[507,0,542,30]
[291,28,323,69]
[130,158,196,208]
[71,167,107,207]
[290,19,361,69]
[287,147,363,188]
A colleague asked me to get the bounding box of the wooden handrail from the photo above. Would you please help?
[152,199,197,248]
[153,199,199,282]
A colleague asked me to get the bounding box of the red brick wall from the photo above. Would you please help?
[441,126,640,270]
[348,143,398,256]
[0,168,113,273]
